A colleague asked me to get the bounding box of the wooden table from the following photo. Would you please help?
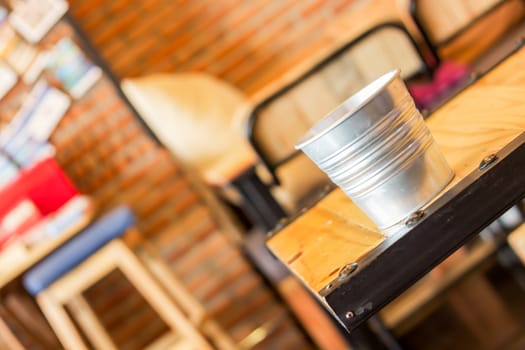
[267,43,525,331]
[0,195,94,288]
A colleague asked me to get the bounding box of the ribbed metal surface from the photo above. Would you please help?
[296,70,453,233]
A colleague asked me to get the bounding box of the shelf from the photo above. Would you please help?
[266,44,525,332]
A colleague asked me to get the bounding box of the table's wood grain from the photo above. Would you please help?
[267,46,525,293]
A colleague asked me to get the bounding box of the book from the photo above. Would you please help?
[0,9,38,75]
[8,0,68,43]
[1,80,70,147]
[46,37,102,99]
[0,60,17,100]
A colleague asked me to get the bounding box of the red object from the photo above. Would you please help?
[408,60,470,109]
[0,157,78,250]
[0,157,78,219]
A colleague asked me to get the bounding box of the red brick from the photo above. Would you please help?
[140,0,164,12]
[333,0,357,13]
[222,0,267,29]
[144,33,190,65]
[108,0,133,14]
[302,0,330,17]
[125,8,174,41]
[158,1,208,37]
[69,0,105,18]
[92,10,140,47]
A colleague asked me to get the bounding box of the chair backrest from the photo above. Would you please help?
[247,22,429,211]
[410,0,513,62]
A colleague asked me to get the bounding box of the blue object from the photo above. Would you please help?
[23,206,135,296]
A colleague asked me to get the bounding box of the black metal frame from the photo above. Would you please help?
[247,21,432,186]
[409,0,511,64]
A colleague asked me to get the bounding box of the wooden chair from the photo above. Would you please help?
[247,22,431,214]
[22,206,214,350]
[120,73,265,230]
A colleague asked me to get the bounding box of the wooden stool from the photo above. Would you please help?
[137,247,241,350]
[22,206,212,350]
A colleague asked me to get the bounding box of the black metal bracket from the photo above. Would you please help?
[324,133,525,332]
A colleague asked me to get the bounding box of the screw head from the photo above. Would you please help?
[479,154,498,171]
[338,262,358,280]
[320,283,333,297]
[405,210,425,227]
[345,311,354,319]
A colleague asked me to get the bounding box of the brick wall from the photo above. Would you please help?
[68,0,360,96]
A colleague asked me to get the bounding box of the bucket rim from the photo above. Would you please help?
[295,69,401,150]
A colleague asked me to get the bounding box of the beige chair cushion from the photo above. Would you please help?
[121,73,256,185]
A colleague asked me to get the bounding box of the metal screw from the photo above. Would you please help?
[321,184,334,196]
[320,283,333,296]
[338,262,358,280]
[479,154,498,171]
[469,71,481,81]
[345,311,354,319]
[405,210,425,227]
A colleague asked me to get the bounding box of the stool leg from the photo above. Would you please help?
[137,245,240,350]
[110,239,213,350]
[3,292,61,347]
[0,311,24,350]
[68,295,118,350]
[36,292,89,350]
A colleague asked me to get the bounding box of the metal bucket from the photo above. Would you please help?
[295,70,453,234]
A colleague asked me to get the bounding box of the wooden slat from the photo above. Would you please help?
[67,296,118,350]
[267,46,525,293]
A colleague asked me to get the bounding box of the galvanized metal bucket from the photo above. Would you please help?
[295,70,453,235]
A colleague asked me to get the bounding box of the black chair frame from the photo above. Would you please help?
[247,21,433,186]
